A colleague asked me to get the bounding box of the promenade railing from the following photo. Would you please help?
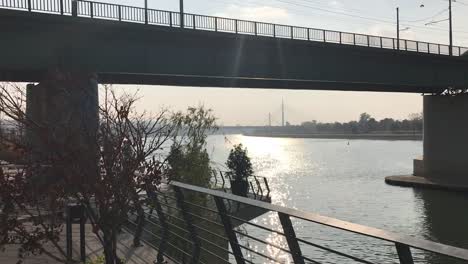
[1,0,468,56]
[211,170,271,201]
[124,181,468,264]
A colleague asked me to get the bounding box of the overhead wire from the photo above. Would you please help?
[202,0,468,42]
[401,8,448,23]
[266,0,396,21]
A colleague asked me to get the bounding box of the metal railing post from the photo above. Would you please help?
[215,17,218,32]
[72,0,77,16]
[169,12,172,26]
[235,19,238,34]
[254,22,257,35]
[220,171,226,189]
[438,44,441,54]
[393,38,395,49]
[60,0,64,15]
[273,24,276,37]
[90,1,93,18]
[395,243,414,264]
[459,47,461,56]
[66,206,72,261]
[80,212,86,263]
[118,5,121,21]
[254,176,263,198]
[307,28,310,41]
[27,0,32,11]
[290,26,294,39]
[150,191,169,263]
[173,186,200,264]
[367,35,370,47]
[263,177,270,197]
[416,42,419,52]
[192,15,195,29]
[339,32,342,44]
[323,30,326,42]
[249,181,257,199]
[278,213,305,264]
[353,34,356,45]
[214,196,246,264]
[427,43,430,54]
[380,37,383,48]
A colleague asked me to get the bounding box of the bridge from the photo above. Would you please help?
[1,0,468,93]
[2,1,468,262]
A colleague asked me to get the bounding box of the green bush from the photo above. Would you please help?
[226,143,253,181]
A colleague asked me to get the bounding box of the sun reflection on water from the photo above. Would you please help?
[238,136,296,263]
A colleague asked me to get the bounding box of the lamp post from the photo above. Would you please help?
[144,0,148,24]
[396,8,409,50]
[449,0,453,55]
[396,7,400,50]
[422,1,453,55]
[180,0,184,28]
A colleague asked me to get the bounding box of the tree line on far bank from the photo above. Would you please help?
[293,112,423,134]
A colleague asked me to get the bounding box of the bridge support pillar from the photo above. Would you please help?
[24,71,99,182]
[422,94,468,184]
[386,94,468,190]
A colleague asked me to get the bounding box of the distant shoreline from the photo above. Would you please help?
[242,133,422,140]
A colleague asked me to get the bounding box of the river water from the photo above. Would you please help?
[206,134,468,264]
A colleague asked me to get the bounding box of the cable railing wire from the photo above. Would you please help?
[138,208,234,263]
[120,179,468,263]
[296,237,376,264]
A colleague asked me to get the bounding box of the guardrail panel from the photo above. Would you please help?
[406,40,417,51]
[147,9,171,26]
[293,27,308,40]
[325,31,340,43]
[256,22,273,36]
[217,17,235,33]
[381,38,394,49]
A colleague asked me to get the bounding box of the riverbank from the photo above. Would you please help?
[243,132,422,140]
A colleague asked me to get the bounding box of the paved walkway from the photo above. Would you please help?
[1,224,173,264]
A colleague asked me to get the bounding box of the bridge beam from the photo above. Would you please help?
[1,8,468,93]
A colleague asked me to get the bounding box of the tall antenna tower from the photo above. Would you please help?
[281,99,285,127]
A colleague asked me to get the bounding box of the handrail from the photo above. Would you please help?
[122,180,468,263]
[171,181,468,261]
[211,170,270,200]
[1,0,467,56]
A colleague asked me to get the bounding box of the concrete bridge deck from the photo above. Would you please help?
[1,1,468,92]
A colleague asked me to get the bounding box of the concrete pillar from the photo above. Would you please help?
[25,71,99,183]
[423,94,468,184]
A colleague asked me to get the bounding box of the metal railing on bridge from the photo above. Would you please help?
[124,181,468,264]
[2,0,468,57]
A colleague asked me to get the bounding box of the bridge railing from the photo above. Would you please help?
[211,170,271,201]
[1,0,468,56]
[127,180,468,264]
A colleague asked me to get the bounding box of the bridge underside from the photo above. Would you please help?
[1,9,468,93]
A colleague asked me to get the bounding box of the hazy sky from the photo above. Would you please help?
[102,0,467,125]
[118,85,421,126]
